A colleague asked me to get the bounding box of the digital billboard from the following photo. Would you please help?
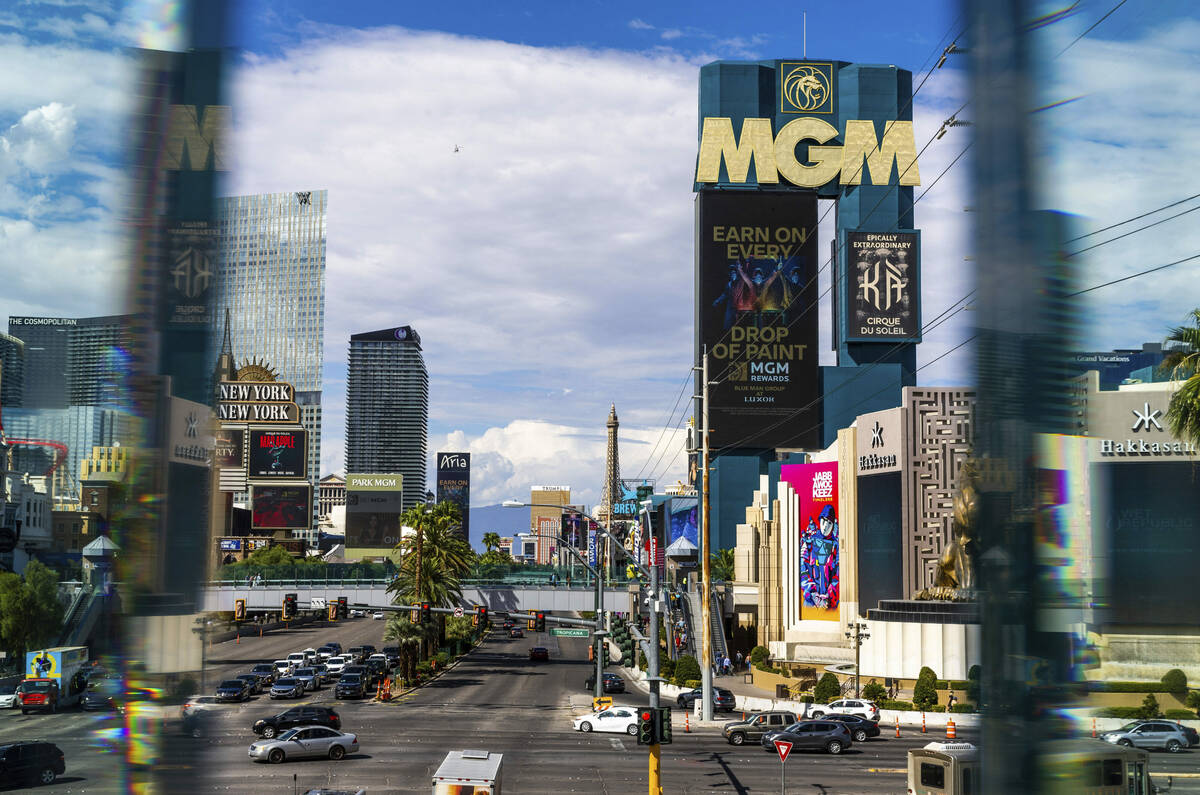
[251,484,312,530]
[856,471,902,613]
[345,473,404,550]
[248,429,307,478]
[781,462,839,620]
[669,498,698,548]
[214,428,244,468]
[697,191,821,449]
[435,452,470,539]
[845,231,921,342]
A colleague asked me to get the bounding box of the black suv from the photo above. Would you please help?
[584,673,626,693]
[0,741,66,787]
[677,687,736,712]
[335,674,366,699]
[343,664,377,687]
[252,706,341,739]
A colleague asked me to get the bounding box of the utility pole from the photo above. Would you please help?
[845,620,870,697]
[699,348,714,722]
[644,502,663,795]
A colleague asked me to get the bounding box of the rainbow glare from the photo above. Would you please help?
[126,0,185,51]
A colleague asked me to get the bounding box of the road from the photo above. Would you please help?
[3,616,1196,793]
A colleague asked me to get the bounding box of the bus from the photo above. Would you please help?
[907,739,1172,795]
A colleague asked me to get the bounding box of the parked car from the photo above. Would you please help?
[335,674,365,700]
[0,741,66,787]
[585,673,626,693]
[249,727,359,763]
[251,664,277,686]
[722,711,799,746]
[573,707,639,735]
[824,713,882,743]
[270,678,304,700]
[325,656,347,676]
[1101,721,1192,753]
[0,682,18,710]
[372,611,384,620]
[252,705,342,739]
[293,668,320,691]
[287,653,308,670]
[676,687,735,712]
[180,695,222,719]
[762,720,853,755]
[811,698,879,722]
[236,673,265,695]
[530,647,550,662]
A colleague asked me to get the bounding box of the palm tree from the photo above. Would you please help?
[383,616,434,685]
[387,501,472,657]
[1162,309,1200,446]
[710,548,736,582]
[482,532,501,553]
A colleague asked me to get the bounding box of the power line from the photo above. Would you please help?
[1056,0,1130,57]
[631,367,695,481]
[1067,192,1200,243]
[1070,252,1200,297]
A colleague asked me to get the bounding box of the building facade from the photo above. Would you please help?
[216,190,328,526]
[0,332,25,408]
[318,474,346,517]
[6,315,131,409]
[529,486,570,565]
[345,326,428,511]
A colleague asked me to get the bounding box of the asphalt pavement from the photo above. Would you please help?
[3,617,1196,793]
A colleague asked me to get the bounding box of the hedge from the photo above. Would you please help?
[1092,707,1146,719]
[1164,709,1197,720]
[881,700,914,711]
[931,705,947,713]
[1087,681,1178,693]
[684,679,702,689]
[950,704,977,714]
[1162,669,1188,693]
[935,680,970,690]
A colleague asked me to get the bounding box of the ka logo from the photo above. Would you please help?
[870,421,884,448]
[185,412,198,438]
[1131,402,1163,432]
[781,62,833,114]
[171,247,212,298]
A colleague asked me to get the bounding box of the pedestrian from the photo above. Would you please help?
[735,651,743,668]
[947,691,957,709]
[724,655,731,675]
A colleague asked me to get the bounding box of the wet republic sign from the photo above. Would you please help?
[217,381,299,423]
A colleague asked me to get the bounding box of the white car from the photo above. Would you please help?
[810,699,879,722]
[573,707,639,735]
[349,609,365,618]
[372,611,384,620]
[273,660,294,677]
[287,653,308,670]
[0,683,20,709]
[180,695,223,718]
[301,648,319,664]
[325,656,346,675]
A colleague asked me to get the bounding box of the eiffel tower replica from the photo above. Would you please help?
[597,404,622,534]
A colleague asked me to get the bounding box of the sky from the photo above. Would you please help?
[1,0,1197,518]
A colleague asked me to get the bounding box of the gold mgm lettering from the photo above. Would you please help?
[166,105,231,171]
[695,117,920,188]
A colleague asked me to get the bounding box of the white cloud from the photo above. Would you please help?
[628,18,654,31]
[1,102,76,172]
[661,29,683,41]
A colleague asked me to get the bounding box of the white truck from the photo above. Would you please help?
[432,750,503,794]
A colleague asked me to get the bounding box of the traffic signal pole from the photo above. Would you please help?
[647,525,663,795]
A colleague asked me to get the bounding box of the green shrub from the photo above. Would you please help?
[1187,691,1200,711]
[813,672,841,704]
[674,655,700,687]
[434,651,453,668]
[967,665,981,680]
[684,679,702,689]
[913,666,939,710]
[416,661,432,677]
[1092,707,1145,719]
[1087,681,1173,693]
[931,705,947,713]
[950,704,977,714]
[638,651,647,671]
[1164,709,1196,720]
[800,695,814,704]
[660,657,676,681]
[750,646,770,665]
[881,700,914,711]
[1139,693,1161,719]
[966,665,981,703]
[1162,669,1188,693]
[861,681,888,702]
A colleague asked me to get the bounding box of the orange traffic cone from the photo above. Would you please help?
[685,712,690,733]
[946,719,956,740]
[1092,718,1097,738]
[236,634,240,644]
[922,712,927,733]
[895,716,900,738]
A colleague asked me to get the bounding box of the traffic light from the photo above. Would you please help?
[473,605,487,626]
[620,635,634,667]
[637,708,656,745]
[421,602,432,624]
[234,598,246,622]
[282,593,297,620]
[409,603,421,624]
[657,707,673,744]
[337,596,348,619]
[600,643,610,667]
[328,603,338,622]
[534,612,545,632]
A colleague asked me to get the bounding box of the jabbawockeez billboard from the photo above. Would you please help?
[781,462,839,621]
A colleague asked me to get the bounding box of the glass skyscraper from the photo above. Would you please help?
[216,190,327,535]
[6,315,131,409]
[345,326,428,511]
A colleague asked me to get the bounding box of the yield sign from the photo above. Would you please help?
[773,739,793,763]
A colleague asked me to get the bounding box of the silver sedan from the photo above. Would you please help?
[248,726,359,763]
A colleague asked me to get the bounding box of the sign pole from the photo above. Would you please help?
[772,740,792,795]
[781,755,785,795]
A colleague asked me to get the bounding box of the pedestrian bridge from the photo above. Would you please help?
[201,579,634,615]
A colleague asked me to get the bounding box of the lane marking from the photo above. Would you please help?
[609,738,627,751]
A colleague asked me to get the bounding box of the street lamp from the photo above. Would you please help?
[504,500,609,701]
[845,619,871,698]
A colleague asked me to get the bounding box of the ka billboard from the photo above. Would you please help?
[435,452,470,539]
[697,191,821,449]
[844,231,921,342]
[781,462,839,621]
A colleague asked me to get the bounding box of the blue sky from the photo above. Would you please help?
[1,0,1196,513]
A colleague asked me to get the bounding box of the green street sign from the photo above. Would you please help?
[550,628,590,637]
